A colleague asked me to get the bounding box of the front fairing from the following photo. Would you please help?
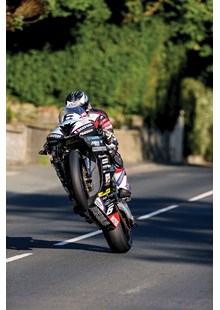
[47,126,66,142]
[48,106,98,143]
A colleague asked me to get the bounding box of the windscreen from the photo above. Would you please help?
[58,106,87,123]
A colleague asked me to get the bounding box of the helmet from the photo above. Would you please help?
[65,91,90,111]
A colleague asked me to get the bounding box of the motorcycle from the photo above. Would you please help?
[39,106,136,253]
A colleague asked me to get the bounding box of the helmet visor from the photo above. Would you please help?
[66,100,82,108]
[64,106,86,115]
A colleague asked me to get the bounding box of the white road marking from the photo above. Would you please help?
[54,189,213,245]
[188,190,213,201]
[6,253,33,263]
[54,230,102,246]
[137,205,179,220]
[138,190,213,220]
[6,190,213,262]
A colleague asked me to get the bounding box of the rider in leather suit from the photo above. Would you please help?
[64,91,132,200]
[41,90,132,201]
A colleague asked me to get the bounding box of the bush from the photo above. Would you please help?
[6,19,166,118]
[180,78,213,161]
[6,106,13,124]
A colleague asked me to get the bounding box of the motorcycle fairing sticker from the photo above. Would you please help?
[98,188,111,197]
[101,158,109,164]
[105,202,115,216]
[79,128,95,136]
[85,136,101,141]
[94,197,106,212]
[71,122,93,134]
[90,140,101,146]
[109,213,120,227]
[104,173,111,186]
[92,146,107,152]
[48,133,63,139]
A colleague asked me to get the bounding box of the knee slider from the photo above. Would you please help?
[112,152,123,168]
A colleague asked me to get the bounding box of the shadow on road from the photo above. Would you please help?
[6,236,111,253]
[6,191,213,260]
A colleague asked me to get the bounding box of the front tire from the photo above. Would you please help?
[69,150,89,212]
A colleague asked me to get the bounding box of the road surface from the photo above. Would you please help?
[6,162,213,310]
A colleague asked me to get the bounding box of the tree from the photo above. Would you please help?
[144,0,213,86]
[6,0,213,160]
[6,0,53,31]
[6,0,111,31]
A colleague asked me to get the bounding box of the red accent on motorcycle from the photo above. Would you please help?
[115,167,124,173]
[108,212,120,228]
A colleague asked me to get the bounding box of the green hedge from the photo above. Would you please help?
[180,78,213,161]
[6,0,213,161]
[7,19,165,116]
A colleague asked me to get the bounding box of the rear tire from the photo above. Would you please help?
[103,211,133,253]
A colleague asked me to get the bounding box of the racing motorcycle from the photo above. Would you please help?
[39,106,136,253]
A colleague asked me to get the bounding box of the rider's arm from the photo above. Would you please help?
[98,115,119,151]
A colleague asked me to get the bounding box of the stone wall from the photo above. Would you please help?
[6,111,185,166]
[6,125,28,165]
[114,129,144,163]
[6,124,144,166]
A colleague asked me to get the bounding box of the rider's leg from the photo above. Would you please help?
[110,152,132,200]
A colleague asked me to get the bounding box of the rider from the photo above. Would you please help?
[41,90,132,200]
[64,90,132,200]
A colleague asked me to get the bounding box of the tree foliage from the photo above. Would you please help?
[180,78,212,160]
[6,0,54,31]
[6,0,213,160]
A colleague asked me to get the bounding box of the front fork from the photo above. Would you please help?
[51,147,94,202]
[83,155,93,191]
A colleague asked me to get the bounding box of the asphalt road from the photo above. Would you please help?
[6,162,213,310]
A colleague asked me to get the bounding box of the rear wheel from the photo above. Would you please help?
[103,210,133,253]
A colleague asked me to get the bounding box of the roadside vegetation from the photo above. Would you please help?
[6,0,213,162]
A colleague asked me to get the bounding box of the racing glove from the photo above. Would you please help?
[39,142,51,155]
[102,129,119,155]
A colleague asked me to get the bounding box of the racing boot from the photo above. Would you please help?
[114,168,132,201]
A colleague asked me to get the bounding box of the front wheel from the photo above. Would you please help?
[69,150,89,212]
[69,150,101,212]
[103,211,133,253]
